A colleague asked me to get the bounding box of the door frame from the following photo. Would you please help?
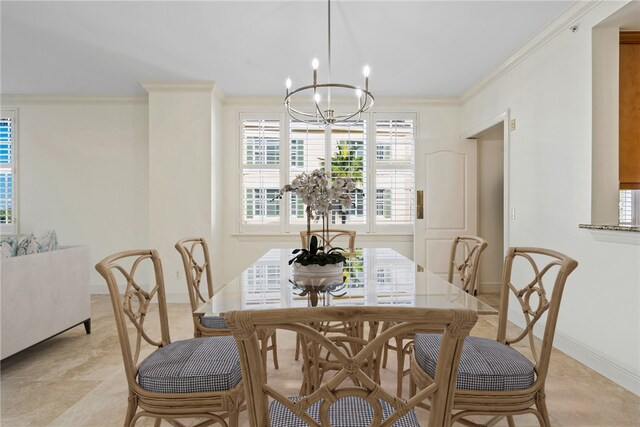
[461,109,511,258]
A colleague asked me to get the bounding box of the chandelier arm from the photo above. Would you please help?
[285,83,373,99]
[285,85,374,124]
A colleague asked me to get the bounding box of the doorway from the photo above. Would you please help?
[473,122,505,294]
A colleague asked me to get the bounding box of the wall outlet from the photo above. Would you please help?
[175,270,181,279]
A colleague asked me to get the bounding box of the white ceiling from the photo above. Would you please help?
[1,1,571,97]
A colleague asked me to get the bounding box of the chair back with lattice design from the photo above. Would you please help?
[300,229,356,255]
[225,306,477,427]
[497,247,578,388]
[447,235,488,294]
[175,237,215,312]
[95,249,171,391]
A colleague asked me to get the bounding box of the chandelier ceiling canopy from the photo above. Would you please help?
[284,0,374,126]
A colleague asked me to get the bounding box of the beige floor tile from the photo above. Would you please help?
[1,294,638,427]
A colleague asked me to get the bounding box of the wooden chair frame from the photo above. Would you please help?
[410,247,578,427]
[300,229,356,255]
[175,237,278,370]
[448,235,489,296]
[383,235,488,397]
[225,306,478,427]
[294,229,357,362]
[96,249,244,427]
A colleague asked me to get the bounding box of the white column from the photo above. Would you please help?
[142,81,223,299]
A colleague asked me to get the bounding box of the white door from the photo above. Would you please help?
[414,139,478,279]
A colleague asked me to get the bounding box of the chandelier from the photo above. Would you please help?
[284,0,374,125]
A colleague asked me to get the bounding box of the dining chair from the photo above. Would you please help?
[448,235,488,296]
[225,306,478,427]
[175,237,279,370]
[294,229,357,361]
[95,249,244,427]
[410,247,578,427]
[382,234,488,397]
[300,229,356,255]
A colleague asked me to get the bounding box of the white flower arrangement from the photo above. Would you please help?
[274,169,357,252]
[277,169,355,219]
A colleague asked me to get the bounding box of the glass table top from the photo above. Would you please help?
[195,248,497,317]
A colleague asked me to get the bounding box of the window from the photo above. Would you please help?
[619,190,640,225]
[374,119,415,225]
[245,188,280,219]
[376,189,392,219]
[239,113,415,233]
[241,118,281,225]
[0,111,16,233]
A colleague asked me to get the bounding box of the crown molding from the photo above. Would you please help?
[0,94,148,105]
[460,0,602,104]
[140,80,226,101]
[223,95,460,107]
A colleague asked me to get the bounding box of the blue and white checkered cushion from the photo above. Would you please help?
[137,336,241,394]
[199,316,228,329]
[414,334,535,391]
[269,395,420,426]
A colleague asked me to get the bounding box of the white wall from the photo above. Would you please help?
[220,98,461,284]
[461,1,640,394]
[2,97,149,287]
[145,83,221,297]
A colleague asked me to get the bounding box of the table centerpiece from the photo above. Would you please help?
[274,168,356,283]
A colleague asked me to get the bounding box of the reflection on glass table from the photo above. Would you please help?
[194,248,497,318]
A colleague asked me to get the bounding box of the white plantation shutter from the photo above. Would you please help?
[289,121,327,225]
[329,121,367,225]
[241,118,281,225]
[238,113,416,232]
[374,118,415,227]
[288,120,367,226]
[0,111,15,233]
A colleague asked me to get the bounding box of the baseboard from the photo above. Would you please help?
[479,281,501,294]
[509,309,640,396]
[90,284,109,294]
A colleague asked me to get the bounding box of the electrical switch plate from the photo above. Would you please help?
[510,208,516,220]
[510,119,516,131]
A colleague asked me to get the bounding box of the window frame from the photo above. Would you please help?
[237,111,416,235]
[0,109,17,235]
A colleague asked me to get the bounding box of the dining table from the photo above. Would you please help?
[194,247,497,317]
[195,247,496,393]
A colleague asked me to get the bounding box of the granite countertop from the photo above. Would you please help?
[579,224,640,232]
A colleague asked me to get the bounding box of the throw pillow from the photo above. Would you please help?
[15,234,35,256]
[33,230,58,253]
[0,235,18,258]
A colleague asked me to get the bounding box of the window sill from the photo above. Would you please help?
[231,233,413,243]
[579,224,640,245]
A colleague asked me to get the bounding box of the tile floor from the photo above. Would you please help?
[1,295,638,426]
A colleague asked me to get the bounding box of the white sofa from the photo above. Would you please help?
[1,245,90,359]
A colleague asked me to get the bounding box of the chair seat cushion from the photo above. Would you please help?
[414,334,535,391]
[137,336,241,394]
[269,395,420,426]
[199,315,228,329]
